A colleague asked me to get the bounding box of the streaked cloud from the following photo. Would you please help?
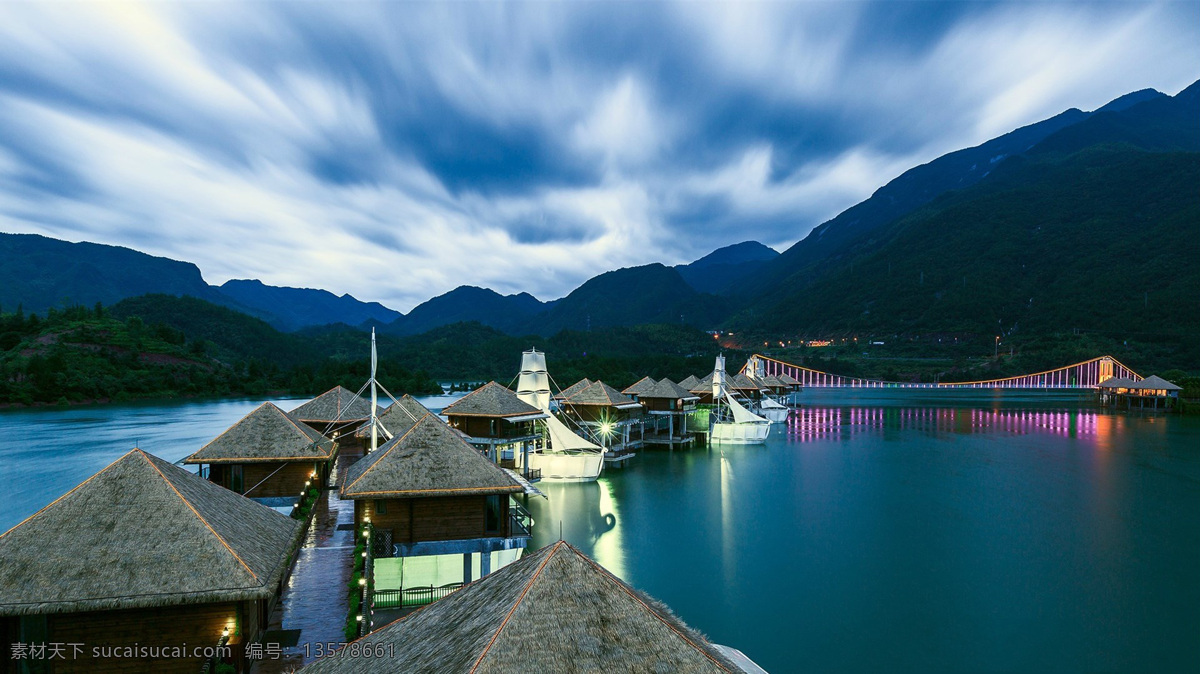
[0,1,1195,310]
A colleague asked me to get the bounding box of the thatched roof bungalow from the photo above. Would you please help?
[441,382,547,460]
[639,379,701,413]
[355,394,430,445]
[553,378,593,403]
[561,381,644,452]
[622,376,658,401]
[340,414,528,563]
[0,449,302,673]
[290,385,380,440]
[300,541,757,673]
[184,402,336,498]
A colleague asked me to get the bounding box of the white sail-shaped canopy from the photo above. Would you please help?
[759,397,787,409]
[517,349,552,412]
[712,355,726,399]
[725,392,767,424]
[544,411,603,453]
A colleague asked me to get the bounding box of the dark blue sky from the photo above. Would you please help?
[0,1,1196,310]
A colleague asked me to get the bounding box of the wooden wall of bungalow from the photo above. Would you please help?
[354,495,514,548]
[445,415,539,442]
[207,460,327,499]
[640,397,695,413]
[1,599,268,673]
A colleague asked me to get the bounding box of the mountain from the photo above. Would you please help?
[730,91,1153,298]
[532,263,730,336]
[0,233,231,315]
[1028,80,1200,157]
[741,145,1199,347]
[675,241,779,294]
[218,279,401,332]
[379,286,548,336]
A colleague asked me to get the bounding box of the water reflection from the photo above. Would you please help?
[787,406,1109,441]
[527,480,623,578]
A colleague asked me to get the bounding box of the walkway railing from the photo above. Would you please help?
[510,501,534,537]
[746,354,1142,390]
[373,583,464,609]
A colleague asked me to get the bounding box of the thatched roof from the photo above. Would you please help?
[0,449,301,617]
[290,385,378,423]
[754,375,785,389]
[640,379,700,401]
[777,373,801,386]
[300,541,740,673]
[622,376,659,397]
[693,372,715,393]
[184,402,334,464]
[1127,375,1182,391]
[356,395,429,439]
[729,373,763,391]
[555,378,593,401]
[1098,377,1136,389]
[341,415,523,499]
[565,381,641,409]
[442,382,543,418]
[677,375,701,391]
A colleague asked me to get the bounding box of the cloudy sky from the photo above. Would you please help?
[0,2,1196,310]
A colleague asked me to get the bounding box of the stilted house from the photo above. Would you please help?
[299,541,760,673]
[0,449,301,674]
[639,379,700,446]
[290,386,379,453]
[621,375,659,402]
[561,380,645,459]
[340,415,531,605]
[184,402,336,498]
[677,375,701,392]
[442,382,547,473]
[777,372,802,393]
[729,373,765,401]
[553,378,592,405]
[1098,375,1181,409]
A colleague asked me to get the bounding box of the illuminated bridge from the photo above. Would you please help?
[744,354,1141,390]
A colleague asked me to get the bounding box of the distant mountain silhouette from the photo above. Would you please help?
[0,233,236,315]
[218,279,400,332]
[676,241,779,294]
[379,286,549,336]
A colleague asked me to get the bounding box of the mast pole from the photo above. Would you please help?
[370,328,378,453]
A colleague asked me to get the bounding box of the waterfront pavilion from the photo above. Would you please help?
[290,385,380,453]
[184,402,336,500]
[442,381,547,477]
[0,449,302,673]
[299,541,761,673]
[339,414,531,609]
[1098,374,1182,409]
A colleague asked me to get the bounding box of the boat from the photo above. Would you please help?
[754,396,790,423]
[709,355,771,444]
[516,349,605,481]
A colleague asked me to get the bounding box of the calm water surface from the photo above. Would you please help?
[3,391,1198,672]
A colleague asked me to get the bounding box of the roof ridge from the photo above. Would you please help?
[138,450,260,584]
[469,541,565,673]
[343,413,431,494]
[0,449,132,541]
[570,543,731,672]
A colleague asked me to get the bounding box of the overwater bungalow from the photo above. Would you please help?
[442,381,547,473]
[299,541,763,673]
[639,379,700,446]
[691,372,716,404]
[184,402,336,498]
[621,375,658,402]
[0,449,301,674]
[560,380,645,461]
[729,372,766,400]
[290,385,379,452]
[1098,375,1182,409]
[339,414,531,606]
[677,374,702,391]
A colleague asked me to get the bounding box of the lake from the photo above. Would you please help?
[3,391,1198,672]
